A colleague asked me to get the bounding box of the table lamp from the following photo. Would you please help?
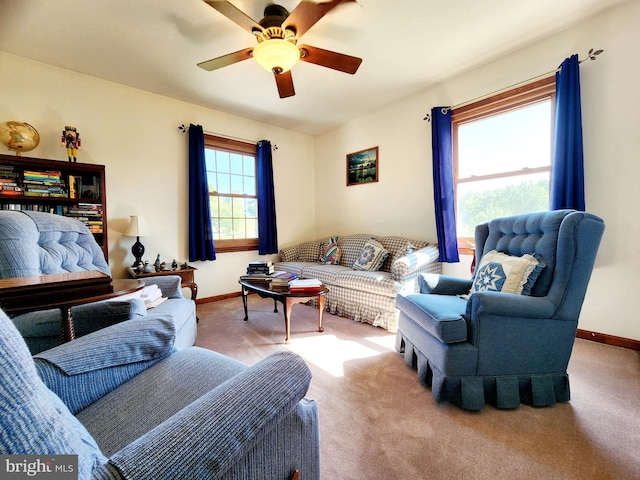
[123,215,149,266]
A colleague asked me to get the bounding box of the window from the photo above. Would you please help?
[452,76,555,253]
[204,134,258,252]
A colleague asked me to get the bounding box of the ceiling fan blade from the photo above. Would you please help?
[274,71,295,98]
[197,47,254,71]
[298,45,362,74]
[283,0,356,38]
[202,1,263,33]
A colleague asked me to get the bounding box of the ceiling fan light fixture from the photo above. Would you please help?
[253,39,300,74]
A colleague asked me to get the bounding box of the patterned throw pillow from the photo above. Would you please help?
[279,245,299,262]
[471,250,543,295]
[353,239,390,271]
[322,236,341,265]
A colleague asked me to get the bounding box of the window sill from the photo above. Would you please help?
[215,239,258,253]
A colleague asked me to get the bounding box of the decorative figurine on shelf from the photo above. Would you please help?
[154,254,161,272]
[172,259,178,270]
[61,126,81,162]
[143,260,152,273]
[134,261,145,274]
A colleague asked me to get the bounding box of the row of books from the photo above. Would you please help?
[0,165,22,196]
[23,169,66,197]
[65,203,104,233]
[0,166,100,200]
[0,203,104,233]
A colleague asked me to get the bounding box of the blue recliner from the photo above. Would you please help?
[0,210,196,353]
[0,308,320,479]
[395,210,605,410]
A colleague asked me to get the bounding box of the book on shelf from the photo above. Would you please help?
[68,175,83,199]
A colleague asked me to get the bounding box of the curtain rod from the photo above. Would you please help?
[423,48,603,121]
[177,124,278,150]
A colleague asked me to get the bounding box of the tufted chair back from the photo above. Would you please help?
[0,210,110,279]
[473,209,605,319]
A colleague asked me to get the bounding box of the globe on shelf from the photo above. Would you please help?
[0,121,41,156]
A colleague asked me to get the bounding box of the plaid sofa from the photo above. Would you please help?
[275,234,441,332]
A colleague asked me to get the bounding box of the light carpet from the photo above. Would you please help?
[195,295,640,480]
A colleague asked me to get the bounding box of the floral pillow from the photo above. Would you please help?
[353,239,390,271]
[322,236,341,265]
[471,250,544,295]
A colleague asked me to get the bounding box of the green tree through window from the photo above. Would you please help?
[453,76,555,251]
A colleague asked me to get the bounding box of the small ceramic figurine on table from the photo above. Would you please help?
[61,126,81,162]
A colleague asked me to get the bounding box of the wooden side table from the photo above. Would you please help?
[0,271,144,342]
[127,266,198,301]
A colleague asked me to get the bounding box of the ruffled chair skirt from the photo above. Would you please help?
[396,332,570,411]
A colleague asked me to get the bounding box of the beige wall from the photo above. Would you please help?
[315,1,640,341]
[1,0,638,340]
[0,52,316,298]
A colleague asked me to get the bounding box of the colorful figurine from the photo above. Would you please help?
[61,126,81,162]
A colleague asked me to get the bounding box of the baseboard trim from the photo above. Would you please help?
[576,329,640,351]
[196,292,242,305]
[196,295,640,351]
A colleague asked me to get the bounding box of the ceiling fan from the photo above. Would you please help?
[197,0,362,98]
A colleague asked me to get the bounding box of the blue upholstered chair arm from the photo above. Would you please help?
[465,291,558,320]
[137,275,183,299]
[107,351,313,480]
[34,316,176,414]
[418,273,473,295]
[464,292,576,375]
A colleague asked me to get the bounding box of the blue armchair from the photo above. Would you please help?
[0,308,320,479]
[0,210,196,353]
[395,210,605,410]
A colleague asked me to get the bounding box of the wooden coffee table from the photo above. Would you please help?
[239,278,328,344]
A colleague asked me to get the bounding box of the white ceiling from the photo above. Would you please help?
[0,0,629,136]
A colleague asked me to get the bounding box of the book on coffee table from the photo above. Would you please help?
[288,278,322,292]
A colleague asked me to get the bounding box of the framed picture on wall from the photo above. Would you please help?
[346,146,379,186]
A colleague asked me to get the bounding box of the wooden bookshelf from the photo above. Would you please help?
[0,153,108,260]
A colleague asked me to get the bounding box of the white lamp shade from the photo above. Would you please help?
[124,215,149,237]
[253,39,300,73]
